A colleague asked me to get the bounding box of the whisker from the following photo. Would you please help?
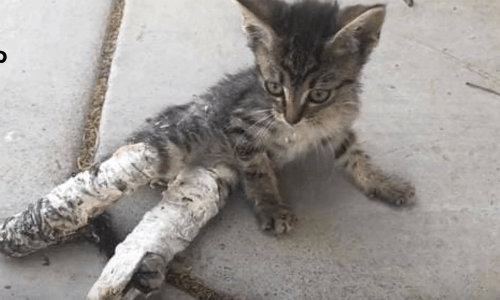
[245,108,273,116]
[253,118,274,148]
[247,115,274,133]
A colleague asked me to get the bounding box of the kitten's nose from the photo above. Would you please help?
[284,112,301,125]
[284,101,302,125]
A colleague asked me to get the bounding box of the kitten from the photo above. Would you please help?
[119,0,415,236]
[0,1,416,294]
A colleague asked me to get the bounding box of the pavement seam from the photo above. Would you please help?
[77,0,125,171]
[166,270,235,300]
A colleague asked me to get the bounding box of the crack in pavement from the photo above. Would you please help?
[77,0,125,171]
[389,31,500,87]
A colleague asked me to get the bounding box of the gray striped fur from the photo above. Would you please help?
[129,0,415,234]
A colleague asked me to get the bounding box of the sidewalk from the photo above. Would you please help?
[2,0,500,299]
[0,1,112,299]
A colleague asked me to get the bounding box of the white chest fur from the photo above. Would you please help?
[267,123,334,166]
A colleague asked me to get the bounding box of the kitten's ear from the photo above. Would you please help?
[326,4,386,60]
[233,0,281,48]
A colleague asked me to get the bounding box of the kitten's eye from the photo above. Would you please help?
[309,89,331,104]
[265,81,284,97]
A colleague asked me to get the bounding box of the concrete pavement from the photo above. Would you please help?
[0,1,112,299]
[2,0,500,299]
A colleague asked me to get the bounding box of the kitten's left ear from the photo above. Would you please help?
[325,4,386,60]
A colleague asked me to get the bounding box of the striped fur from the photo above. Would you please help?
[128,0,415,234]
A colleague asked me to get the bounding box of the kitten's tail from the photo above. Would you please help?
[85,211,120,259]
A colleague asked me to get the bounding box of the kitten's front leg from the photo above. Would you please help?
[332,130,416,206]
[241,152,297,235]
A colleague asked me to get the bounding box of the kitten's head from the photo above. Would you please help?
[234,0,386,126]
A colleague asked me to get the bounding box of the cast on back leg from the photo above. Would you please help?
[0,142,163,257]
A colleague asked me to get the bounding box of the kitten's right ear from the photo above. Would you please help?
[325,4,386,61]
[233,0,281,48]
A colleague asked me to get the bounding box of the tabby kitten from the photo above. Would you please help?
[126,0,415,236]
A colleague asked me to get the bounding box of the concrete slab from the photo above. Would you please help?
[0,0,112,299]
[97,0,500,299]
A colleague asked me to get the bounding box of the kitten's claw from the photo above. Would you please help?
[255,203,297,235]
[367,180,416,206]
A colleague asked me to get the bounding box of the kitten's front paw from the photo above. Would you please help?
[255,203,297,235]
[367,179,416,206]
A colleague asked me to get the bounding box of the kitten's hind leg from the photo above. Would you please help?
[0,142,162,257]
[333,130,416,206]
[242,152,297,235]
[88,164,239,300]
